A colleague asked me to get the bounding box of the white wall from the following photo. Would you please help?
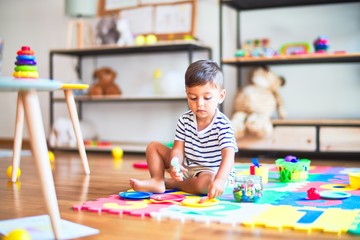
[0,0,359,144]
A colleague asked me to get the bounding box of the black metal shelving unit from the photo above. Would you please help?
[219,0,360,158]
[49,42,212,151]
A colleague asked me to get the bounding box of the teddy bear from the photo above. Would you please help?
[88,67,122,96]
[231,66,286,139]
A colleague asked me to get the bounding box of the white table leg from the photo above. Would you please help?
[21,90,61,239]
[11,93,24,182]
[64,89,90,175]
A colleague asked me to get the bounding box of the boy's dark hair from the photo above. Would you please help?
[185,60,224,89]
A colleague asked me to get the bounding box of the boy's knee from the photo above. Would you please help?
[146,141,160,151]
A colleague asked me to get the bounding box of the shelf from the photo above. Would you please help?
[53,94,187,103]
[272,119,360,127]
[50,40,211,57]
[49,40,211,150]
[220,0,359,11]
[222,53,360,66]
[220,1,360,158]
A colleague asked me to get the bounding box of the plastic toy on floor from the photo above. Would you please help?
[6,166,21,180]
[275,156,311,182]
[111,147,123,159]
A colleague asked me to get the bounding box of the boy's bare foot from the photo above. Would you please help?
[129,178,165,193]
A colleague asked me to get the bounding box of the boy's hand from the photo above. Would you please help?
[207,179,225,199]
[170,158,186,181]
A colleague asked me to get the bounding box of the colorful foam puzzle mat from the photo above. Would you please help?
[73,164,360,236]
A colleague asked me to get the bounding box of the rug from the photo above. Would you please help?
[73,164,360,236]
[0,215,99,239]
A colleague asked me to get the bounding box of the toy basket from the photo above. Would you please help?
[349,172,360,189]
[275,158,311,182]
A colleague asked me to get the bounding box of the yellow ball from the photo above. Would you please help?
[5,229,31,240]
[48,151,55,163]
[6,166,21,180]
[184,34,194,41]
[146,34,157,45]
[135,35,146,45]
[112,147,124,159]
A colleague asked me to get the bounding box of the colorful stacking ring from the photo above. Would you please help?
[15,60,37,66]
[13,71,39,78]
[13,46,39,79]
[14,65,37,72]
[16,55,35,61]
[17,49,35,55]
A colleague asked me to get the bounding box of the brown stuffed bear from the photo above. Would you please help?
[88,67,122,96]
[231,66,286,139]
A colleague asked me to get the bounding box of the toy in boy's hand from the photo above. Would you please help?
[284,155,298,163]
[170,157,183,180]
[307,187,321,200]
[13,46,39,79]
[171,157,181,173]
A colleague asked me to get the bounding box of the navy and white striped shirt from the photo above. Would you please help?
[174,109,238,168]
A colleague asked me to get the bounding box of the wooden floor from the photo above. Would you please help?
[0,150,359,240]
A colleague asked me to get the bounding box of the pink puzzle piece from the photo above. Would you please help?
[73,194,171,217]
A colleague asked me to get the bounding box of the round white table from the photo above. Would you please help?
[0,77,90,239]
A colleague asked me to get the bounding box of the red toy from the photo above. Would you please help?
[307,187,320,200]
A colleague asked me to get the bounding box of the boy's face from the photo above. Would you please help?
[185,83,225,122]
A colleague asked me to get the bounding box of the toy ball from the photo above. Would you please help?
[48,151,55,163]
[184,34,194,41]
[135,35,146,45]
[146,34,157,45]
[5,228,31,240]
[112,147,124,159]
[307,187,320,200]
[6,166,21,180]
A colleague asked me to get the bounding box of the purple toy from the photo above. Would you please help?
[284,155,298,163]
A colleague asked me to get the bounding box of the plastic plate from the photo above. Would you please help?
[181,198,219,207]
[119,191,153,200]
[150,194,185,202]
[320,190,351,199]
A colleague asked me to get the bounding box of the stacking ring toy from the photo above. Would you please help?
[17,49,35,55]
[13,71,39,78]
[16,55,35,61]
[15,66,37,72]
[15,60,37,66]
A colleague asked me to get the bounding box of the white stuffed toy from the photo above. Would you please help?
[117,19,134,46]
[49,118,98,147]
[231,66,286,139]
